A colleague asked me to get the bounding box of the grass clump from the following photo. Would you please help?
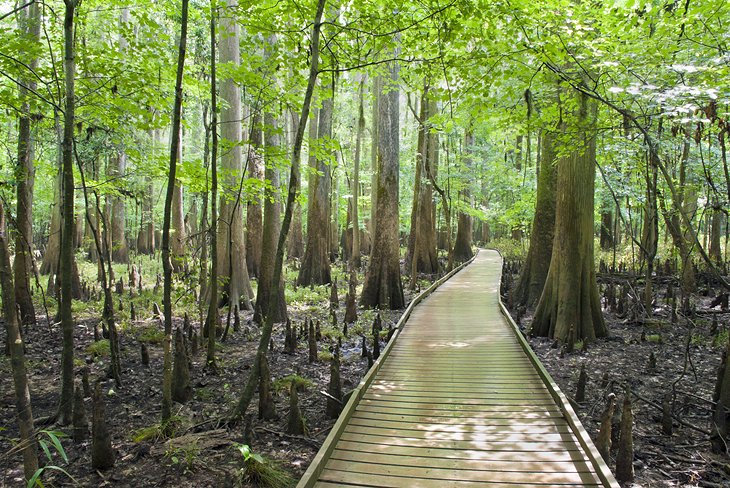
[646,334,662,344]
[131,415,184,443]
[85,339,110,358]
[136,325,165,344]
[713,329,729,348]
[273,374,313,394]
[234,444,294,488]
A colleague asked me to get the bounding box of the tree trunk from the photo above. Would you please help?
[351,76,365,268]
[137,130,157,254]
[530,89,606,348]
[286,113,304,260]
[254,37,287,325]
[0,201,38,481]
[110,9,131,263]
[512,128,557,309]
[162,0,189,421]
[232,0,325,419]
[108,150,130,263]
[40,164,62,275]
[369,76,380,239]
[216,0,253,309]
[709,199,723,265]
[58,0,80,426]
[712,334,730,453]
[171,124,187,273]
[600,210,613,250]
[287,202,304,259]
[205,6,219,370]
[246,114,264,279]
[298,80,333,286]
[13,0,41,326]
[361,60,404,310]
[407,88,439,274]
[453,130,474,263]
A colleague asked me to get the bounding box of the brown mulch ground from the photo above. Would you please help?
[504,266,730,488]
[0,259,430,487]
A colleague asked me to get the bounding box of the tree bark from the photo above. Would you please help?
[351,75,365,268]
[407,88,439,274]
[298,80,333,286]
[162,0,189,421]
[40,149,62,275]
[109,8,131,263]
[58,0,79,425]
[361,59,404,310]
[254,38,287,324]
[205,4,219,370]
[512,128,557,309]
[246,114,264,279]
[530,89,606,348]
[216,0,253,309]
[13,0,41,326]
[137,130,157,254]
[453,130,474,263]
[0,201,38,481]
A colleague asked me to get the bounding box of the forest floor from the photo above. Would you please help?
[0,256,434,487]
[503,265,730,488]
[5,253,730,487]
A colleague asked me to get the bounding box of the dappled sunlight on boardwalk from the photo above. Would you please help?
[299,250,618,488]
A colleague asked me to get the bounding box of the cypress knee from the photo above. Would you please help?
[596,393,615,462]
[287,383,305,435]
[73,383,88,443]
[171,328,192,403]
[258,355,276,420]
[91,383,114,470]
[576,363,587,403]
[616,388,634,483]
[308,320,317,363]
[326,345,342,419]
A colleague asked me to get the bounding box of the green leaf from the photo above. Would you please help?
[38,439,52,463]
[45,431,68,463]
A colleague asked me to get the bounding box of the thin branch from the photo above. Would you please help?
[0,0,35,22]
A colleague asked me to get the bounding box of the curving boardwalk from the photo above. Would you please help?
[299,250,619,487]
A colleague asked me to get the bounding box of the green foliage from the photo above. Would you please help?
[136,325,166,345]
[713,330,729,349]
[488,237,527,261]
[233,444,294,488]
[165,439,200,473]
[317,350,334,362]
[131,415,184,443]
[272,375,313,394]
[85,339,110,359]
[27,431,76,488]
[646,334,663,344]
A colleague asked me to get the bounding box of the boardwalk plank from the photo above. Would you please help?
[298,251,616,487]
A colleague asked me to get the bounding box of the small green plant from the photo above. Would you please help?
[85,339,110,358]
[195,388,214,401]
[27,431,77,488]
[131,415,184,443]
[690,334,706,346]
[272,374,313,394]
[713,329,729,348]
[137,325,165,344]
[165,439,199,473]
[318,350,334,362]
[646,334,662,344]
[233,444,294,488]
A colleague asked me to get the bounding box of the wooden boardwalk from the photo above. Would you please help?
[299,250,619,487]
